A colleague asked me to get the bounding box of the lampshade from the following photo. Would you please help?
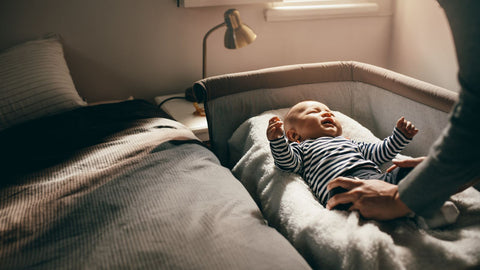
[223,9,257,49]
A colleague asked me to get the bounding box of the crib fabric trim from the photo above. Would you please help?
[194,61,458,113]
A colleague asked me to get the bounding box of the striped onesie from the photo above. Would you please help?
[269,127,412,206]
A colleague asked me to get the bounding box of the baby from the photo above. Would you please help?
[266,100,418,209]
[267,100,460,228]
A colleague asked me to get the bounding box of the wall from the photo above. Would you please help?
[0,0,393,103]
[388,0,460,92]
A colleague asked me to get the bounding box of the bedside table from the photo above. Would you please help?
[154,94,209,142]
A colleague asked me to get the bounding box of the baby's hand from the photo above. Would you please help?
[267,116,284,140]
[396,117,418,139]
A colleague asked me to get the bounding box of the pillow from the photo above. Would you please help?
[0,36,86,131]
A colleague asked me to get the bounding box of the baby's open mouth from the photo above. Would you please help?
[321,118,335,127]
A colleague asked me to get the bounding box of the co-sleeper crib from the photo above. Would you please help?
[194,61,480,270]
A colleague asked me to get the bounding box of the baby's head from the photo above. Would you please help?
[284,100,343,142]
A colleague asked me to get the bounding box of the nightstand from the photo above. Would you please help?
[154,94,209,142]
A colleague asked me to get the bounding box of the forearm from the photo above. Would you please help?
[364,127,410,164]
[399,92,480,217]
[269,137,302,172]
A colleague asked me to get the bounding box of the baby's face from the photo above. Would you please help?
[287,101,343,141]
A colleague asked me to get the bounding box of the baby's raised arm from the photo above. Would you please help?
[266,116,285,140]
[396,117,419,139]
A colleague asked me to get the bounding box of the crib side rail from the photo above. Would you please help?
[194,61,458,165]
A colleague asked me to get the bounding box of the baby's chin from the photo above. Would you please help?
[333,128,343,137]
[323,129,342,137]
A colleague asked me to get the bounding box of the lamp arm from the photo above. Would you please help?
[202,22,226,79]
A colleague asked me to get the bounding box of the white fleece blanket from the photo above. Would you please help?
[228,109,480,270]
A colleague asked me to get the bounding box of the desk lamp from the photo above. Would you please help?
[185,9,257,114]
[202,8,257,79]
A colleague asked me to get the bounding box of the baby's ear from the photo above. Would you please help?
[286,129,300,143]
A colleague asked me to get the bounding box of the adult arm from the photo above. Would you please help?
[327,0,480,219]
[398,0,480,218]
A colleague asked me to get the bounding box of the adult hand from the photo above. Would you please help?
[386,156,426,173]
[326,177,412,220]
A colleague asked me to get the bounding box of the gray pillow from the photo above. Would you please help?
[0,36,86,131]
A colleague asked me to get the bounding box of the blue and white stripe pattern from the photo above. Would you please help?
[269,127,411,206]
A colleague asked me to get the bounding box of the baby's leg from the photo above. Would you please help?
[384,167,413,185]
[327,186,353,211]
[416,201,460,229]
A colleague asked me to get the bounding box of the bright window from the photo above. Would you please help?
[178,0,279,8]
[266,0,390,22]
[274,0,374,7]
[277,0,362,6]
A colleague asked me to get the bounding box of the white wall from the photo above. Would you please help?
[388,0,460,92]
[0,0,393,103]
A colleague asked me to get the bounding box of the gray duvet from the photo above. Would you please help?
[0,101,310,270]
